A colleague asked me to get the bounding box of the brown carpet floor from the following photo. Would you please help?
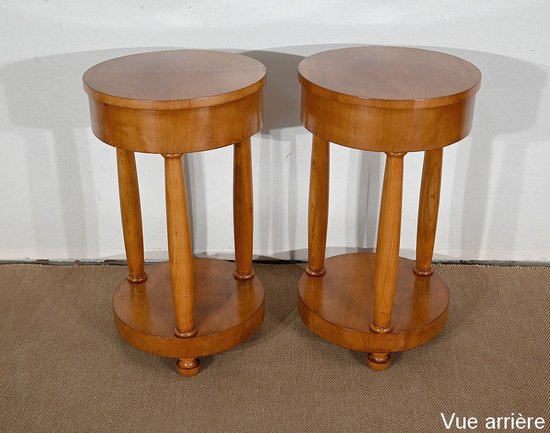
[0,263,549,432]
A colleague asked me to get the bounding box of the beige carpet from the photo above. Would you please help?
[0,263,549,432]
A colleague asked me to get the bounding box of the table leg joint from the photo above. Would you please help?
[306,266,326,277]
[175,327,198,338]
[127,273,148,284]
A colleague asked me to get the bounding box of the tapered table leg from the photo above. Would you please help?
[116,149,147,283]
[368,152,405,371]
[233,139,254,280]
[163,153,199,376]
[306,135,330,276]
[414,148,443,276]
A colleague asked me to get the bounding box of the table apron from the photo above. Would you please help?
[87,92,263,154]
[301,89,476,152]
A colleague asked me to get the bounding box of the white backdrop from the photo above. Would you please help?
[1,0,549,262]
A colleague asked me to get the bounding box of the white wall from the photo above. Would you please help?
[1,0,549,262]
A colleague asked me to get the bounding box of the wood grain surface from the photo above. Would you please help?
[114,260,265,358]
[163,154,196,339]
[84,50,266,376]
[298,46,480,370]
[299,46,481,153]
[298,46,481,109]
[306,135,330,277]
[83,50,266,110]
[298,253,449,353]
[84,50,265,154]
[233,139,255,280]
[415,148,443,276]
[116,149,146,283]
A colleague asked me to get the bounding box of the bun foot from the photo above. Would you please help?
[176,357,200,377]
[367,352,391,371]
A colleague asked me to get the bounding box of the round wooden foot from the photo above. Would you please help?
[298,253,449,355]
[367,352,391,371]
[176,357,200,377]
[113,258,265,360]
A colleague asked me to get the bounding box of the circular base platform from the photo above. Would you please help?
[113,259,265,359]
[298,253,448,354]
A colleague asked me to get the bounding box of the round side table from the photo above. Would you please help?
[83,50,266,376]
[297,46,481,370]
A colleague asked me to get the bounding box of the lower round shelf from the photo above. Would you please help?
[298,253,448,353]
[113,259,265,359]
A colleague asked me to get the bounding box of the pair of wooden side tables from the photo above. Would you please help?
[83,47,481,376]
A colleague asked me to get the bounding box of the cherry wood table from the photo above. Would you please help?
[297,46,481,370]
[83,50,266,376]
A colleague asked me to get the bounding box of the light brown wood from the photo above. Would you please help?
[298,46,481,109]
[301,89,475,153]
[371,152,405,334]
[113,260,264,358]
[367,352,391,371]
[87,93,263,154]
[297,46,480,371]
[84,50,266,155]
[163,157,197,382]
[233,139,254,280]
[84,50,267,376]
[299,46,481,153]
[83,50,266,110]
[298,253,449,352]
[415,148,443,276]
[176,358,200,377]
[306,135,330,276]
[369,152,404,367]
[163,154,196,341]
[116,148,146,283]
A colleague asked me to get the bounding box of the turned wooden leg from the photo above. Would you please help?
[306,135,330,276]
[163,153,199,376]
[233,139,254,280]
[369,152,405,370]
[414,148,443,276]
[116,149,147,283]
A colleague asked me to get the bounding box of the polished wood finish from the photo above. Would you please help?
[298,47,481,109]
[163,154,196,340]
[116,149,146,283]
[86,92,263,154]
[300,89,475,153]
[366,352,392,371]
[369,152,405,367]
[84,50,266,376]
[371,152,405,334]
[84,50,266,155]
[176,357,200,377]
[298,253,449,351]
[233,139,254,280]
[298,46,480,370]
[306,135,330,276]
[114,260,264,357]
[83,50,266,110]
[299,47,481,153]
[415,148,443,276]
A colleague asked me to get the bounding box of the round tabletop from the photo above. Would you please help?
[298,46,481,109]
[83,50,266,110]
